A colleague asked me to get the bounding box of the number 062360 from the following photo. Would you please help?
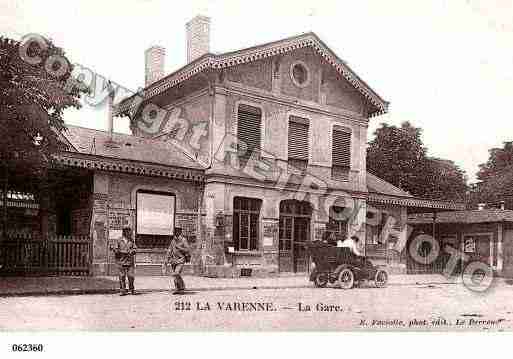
[11,344,44,352]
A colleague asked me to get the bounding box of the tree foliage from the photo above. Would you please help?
[476,141,513,181]
[367,122,468,201]
[0,35,85,175]
[469,141,513,209]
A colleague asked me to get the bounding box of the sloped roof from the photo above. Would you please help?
[409,209,513,224]
[366,172,412,197]
[62,125,204,170]
[117,32,389,117]
[366,172,465,211]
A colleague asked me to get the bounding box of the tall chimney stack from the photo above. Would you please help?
[145,46,166,86]
[186,15,210,63]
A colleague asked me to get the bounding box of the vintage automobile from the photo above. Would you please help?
[304,241,388,289]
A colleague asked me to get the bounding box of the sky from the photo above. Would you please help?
[2,0,513,182]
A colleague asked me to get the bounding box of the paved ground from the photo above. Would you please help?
[1,275,512,331]
[0,274,472,297]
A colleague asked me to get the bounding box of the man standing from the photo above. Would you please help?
[165,227,191,295]
[110,227,137,296]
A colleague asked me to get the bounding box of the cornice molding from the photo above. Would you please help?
[367,193,465,211]
[54,152,205,183]
[205,173,368,199]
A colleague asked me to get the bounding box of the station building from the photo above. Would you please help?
[0,16,463,277]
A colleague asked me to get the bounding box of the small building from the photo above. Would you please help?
[408,209,513,277]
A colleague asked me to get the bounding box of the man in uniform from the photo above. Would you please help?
[110,227,137,296]
[164,227,191,295]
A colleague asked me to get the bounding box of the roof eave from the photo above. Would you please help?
[116,32,390,118]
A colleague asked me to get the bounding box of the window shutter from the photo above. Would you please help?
[237,104,262,159]
[332,128,351,168]
[288,117,309,161]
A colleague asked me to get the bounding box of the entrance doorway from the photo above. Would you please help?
[279,200,312,273]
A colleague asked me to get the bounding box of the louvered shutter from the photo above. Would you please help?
[332,128,351,168]
[237,104,262,160]
[288,117,309,161]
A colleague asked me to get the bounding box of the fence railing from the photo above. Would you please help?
[0,235,91,276]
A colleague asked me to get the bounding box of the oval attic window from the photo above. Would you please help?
[291,62,310,87]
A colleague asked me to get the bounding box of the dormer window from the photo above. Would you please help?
[290,61,310,88]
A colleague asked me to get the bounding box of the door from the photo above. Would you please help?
[293,217,310,272]
[279,216,293,272]
[278,200,312,273]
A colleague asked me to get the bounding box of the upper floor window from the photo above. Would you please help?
[237,104,262,166]
[288,116,309,172]
[233,197,262,251]
[332,126,352,181]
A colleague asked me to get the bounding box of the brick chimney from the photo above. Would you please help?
[145,45,166,86]
[186,15,210,63]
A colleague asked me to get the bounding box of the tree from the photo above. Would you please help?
[423,158,468,202]
[469,162,513,210]
[367,122,427,194]
[476,141,513,181]
[0,35,87,238]
[467,141,513,210]
[367,122,468,201]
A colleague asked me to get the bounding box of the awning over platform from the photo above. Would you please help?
[409,209,513,224]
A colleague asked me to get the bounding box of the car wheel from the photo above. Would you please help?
[313,272,329,288]
[374,269,388,288]
[338,268,354,289]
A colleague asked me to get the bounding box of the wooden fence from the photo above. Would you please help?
[0,234,91,276]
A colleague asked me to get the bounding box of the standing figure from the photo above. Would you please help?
[165,227,191,295]
[110,227,137,296]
